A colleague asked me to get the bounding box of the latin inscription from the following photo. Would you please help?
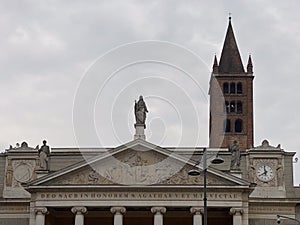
[0,205,29,213]
[37,192,241,201]
[249,206,295,214]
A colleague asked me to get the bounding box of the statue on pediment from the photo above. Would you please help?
[38,140,50,170]
[230,140,240,169]
[134,96,148,126]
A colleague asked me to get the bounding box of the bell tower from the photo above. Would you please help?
[209,17,254,151]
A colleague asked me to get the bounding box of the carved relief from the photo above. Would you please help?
[52,154,235,186]
[249,166,255,182]
[161,165,234,185]
[95,150,185,185]
[5,159,13,187]
[3,159,36,198]
[12,160,35,185]
[277,166,283,187]
[55,168,115,185]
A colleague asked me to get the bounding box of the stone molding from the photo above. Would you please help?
[190,207,204,215]
[110,206,126,215]
[71,206,87,215]
[230,208,244,216]
[151,207,167,215]
[34,207,48,215]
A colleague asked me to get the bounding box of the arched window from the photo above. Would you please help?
[237,82,243,94]
[225,119,231,133]
[224,101,229,113]
[223,83,229,94]
[230,82,236,94]
[235,119,243,133]
[237,101,243,113]
[230,101,235,113]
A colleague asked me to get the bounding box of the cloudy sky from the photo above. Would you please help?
[1,0,300,184]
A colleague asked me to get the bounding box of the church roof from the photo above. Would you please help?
[218,17,245,74]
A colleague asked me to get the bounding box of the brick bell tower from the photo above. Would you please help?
[209,17,254,151]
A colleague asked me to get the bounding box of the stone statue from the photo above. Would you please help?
[134,96,148,126]
[230,140,240,169]
[38,140,50,170]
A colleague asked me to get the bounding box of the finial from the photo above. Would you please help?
[228,12,232,21]
[213,54,219,73]
[247,54,253,73]
[214,54,218,64]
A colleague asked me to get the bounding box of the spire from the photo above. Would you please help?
[218,17,245,74]
[213,54,219,73]
[247,54,253,73]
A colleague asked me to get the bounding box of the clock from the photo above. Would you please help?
[13,163,33,183]
[256,165,274,182]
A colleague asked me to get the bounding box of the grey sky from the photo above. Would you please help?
[1,0,300,184]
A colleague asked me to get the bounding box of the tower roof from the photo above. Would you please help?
[218,17,245,74]
[213,54,219,73]
[247,54,253,73]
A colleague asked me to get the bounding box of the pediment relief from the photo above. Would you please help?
[160,165,236,185]
[43,149,241,186]
[53,167,115,185]
[47,149,184,185]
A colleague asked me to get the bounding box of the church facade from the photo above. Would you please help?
[0,18,300,225]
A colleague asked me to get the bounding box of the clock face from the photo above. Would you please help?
[256,165,274,182]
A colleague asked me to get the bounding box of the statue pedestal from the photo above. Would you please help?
[134,124,146,140]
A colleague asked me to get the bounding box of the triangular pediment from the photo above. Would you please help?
[26,139,250,189]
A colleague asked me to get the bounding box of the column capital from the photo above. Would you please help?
[151,207,166,215]
[190,207,204,215]
[71,206,87,215]
[230,208,244,216]
[35,207,48,215]
[110,206,126,215]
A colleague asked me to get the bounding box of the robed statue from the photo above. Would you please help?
[229,140,240,169]
[39,140,50,170]
[134,96,148,126]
